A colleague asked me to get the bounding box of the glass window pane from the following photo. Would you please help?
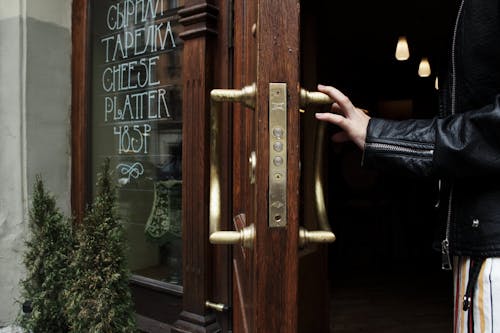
[90,0,185,286]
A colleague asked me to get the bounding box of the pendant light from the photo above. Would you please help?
[395,36,410,61]
[418,57,431,77]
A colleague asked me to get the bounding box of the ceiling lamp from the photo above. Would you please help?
[418,57,431,77]
[395,36,410,61]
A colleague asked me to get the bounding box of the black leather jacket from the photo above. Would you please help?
[362,0,500,264]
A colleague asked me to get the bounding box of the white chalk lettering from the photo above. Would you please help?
[114,124,152,154]
[106,0,165,31]
[101,56,160,93]
[160,21,176,50]
[101,22,176,62]
[98,0,180,183]
[103,88,172,122]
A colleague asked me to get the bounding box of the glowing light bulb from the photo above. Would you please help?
[435,77,439,90]
[418,57,431,77]
[395,36,410,61]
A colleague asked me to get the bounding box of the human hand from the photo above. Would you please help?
[314,84,370,150]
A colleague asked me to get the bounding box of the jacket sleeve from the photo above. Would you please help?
[362,95,500,178]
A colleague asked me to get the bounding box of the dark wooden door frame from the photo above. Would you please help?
[71,0,90,223]
[71,0,232,332]
[172,0,233,332]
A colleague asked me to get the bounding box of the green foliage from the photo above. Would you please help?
[65,158,137,333]
[18,163,137,333]
[18,175,73,333]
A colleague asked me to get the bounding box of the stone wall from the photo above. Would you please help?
[0,0,71,325]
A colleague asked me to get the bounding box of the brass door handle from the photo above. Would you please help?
[300,89,334,107]
[299,228,336,247]
[209,225,255,249]
[298,88,336,247]
[209,84,256,248]
[205,300,230,312]
[211,84,257,109]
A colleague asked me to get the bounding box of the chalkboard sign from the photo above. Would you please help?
[90,0,184,285]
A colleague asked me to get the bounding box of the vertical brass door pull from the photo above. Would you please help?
[209,84,256,248]
[299,88,336,247]
[209,86,335,248]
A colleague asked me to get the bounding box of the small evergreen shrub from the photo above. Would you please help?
[65,158,137,333]
[18,175,73,333]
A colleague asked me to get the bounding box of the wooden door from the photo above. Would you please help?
[229,1,301,332]
[220,1,329,332]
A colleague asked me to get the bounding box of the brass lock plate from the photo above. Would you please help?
[268,83,287,228]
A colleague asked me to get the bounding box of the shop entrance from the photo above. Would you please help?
[300,1,456,331]
[74,0,461,331]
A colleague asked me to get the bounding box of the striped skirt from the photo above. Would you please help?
[454,257,500,333]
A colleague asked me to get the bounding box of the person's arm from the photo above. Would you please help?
[431,96,500,178]
[315,84,500,178]
[362,117,436,177]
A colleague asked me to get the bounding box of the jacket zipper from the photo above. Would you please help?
[364,142,434,157]
[441,0,465,271]
[441,184,454,270]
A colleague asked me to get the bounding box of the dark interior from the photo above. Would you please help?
[302,1,457,331]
